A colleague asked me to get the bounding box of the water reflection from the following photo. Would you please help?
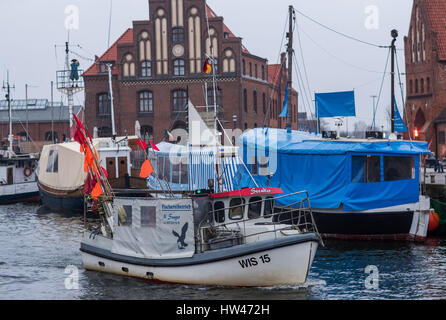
[0,203,445,300]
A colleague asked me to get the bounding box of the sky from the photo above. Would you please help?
[0,0,413,132]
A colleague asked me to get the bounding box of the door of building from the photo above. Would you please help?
[106,158,116,180]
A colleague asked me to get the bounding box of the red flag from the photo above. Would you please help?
[139,159,154,178]
[149,140,160,151]
[136,138,148,151]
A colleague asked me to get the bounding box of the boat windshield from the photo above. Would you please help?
[264,197,274,218]
[229,198,245,220]
[248,197,262,219]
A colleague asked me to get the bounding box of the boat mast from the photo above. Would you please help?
[2,71,15,157]
[390,29,398,134]
[106,63,117,139]
[287,5,295,133]
[65,42,75,140]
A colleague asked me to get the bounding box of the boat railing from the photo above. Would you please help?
[197,190,322,253]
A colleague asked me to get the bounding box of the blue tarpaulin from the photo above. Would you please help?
[235,128,429,212]
[315,91,356,118]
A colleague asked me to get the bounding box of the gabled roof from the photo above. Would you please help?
[424,0,446,60]
[83,28,134,76]
[268,64,282,84]
[206,5,250,54]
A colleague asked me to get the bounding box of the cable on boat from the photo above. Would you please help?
[293,8,390,49]
[371,47,391,131]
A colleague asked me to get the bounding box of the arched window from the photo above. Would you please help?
[206,27,218,73]
[173,89,188,112]
[253,91,258,114]
[171,0,184,28]
[155,8,168,75]
[188,7,201,73]
[139,91,153,113]
[223,49,236,73]
[243,88,248,112]
[173,59,185,76]
[122,53,135,78]
[98,93,110,115]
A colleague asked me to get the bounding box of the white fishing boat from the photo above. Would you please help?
[80,187,321,287]
[0,72,39,205]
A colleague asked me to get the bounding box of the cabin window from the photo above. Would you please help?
[264,197,274,218]
[172,163,180,184]
[118,205,132,226]
[180,162,189,185]
[46,150,59,173]
[248,197,262,219]
[351,155,381,183]
[140,206,156,228]
[384,156,415,181]
[214,201,225,223]
[229,198,245,220]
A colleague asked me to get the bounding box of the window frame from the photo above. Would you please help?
[139,91,154,113]
[172,89,188,112]
[173,59,185,76]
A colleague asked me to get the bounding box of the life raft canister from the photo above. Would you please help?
[24,167,33,178]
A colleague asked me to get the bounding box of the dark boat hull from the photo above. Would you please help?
[312,210,422,241]
[38,182,84,213]
[0,192,40,205]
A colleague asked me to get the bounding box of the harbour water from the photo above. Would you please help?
[1,203,445,300]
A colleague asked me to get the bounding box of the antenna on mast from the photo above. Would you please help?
[2,70,15,157]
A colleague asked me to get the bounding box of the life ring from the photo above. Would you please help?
[24,167,33,177]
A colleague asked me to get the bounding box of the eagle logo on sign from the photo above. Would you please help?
[172,223,189,250]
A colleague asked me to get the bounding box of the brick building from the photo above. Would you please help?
[0,99,82,152]
[83,0,298,144]
[404,0,446,157]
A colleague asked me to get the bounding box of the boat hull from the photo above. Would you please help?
[0,182,40,205]
[38,182,84,213]
[81,234,319,287]
[311,209,429,241]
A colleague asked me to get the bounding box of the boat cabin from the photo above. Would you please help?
[208,187,283,225]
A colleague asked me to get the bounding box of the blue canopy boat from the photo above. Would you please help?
[234,128,433,241]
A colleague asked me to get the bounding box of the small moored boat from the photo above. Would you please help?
[80,187,321,287]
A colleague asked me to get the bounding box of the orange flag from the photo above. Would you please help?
[91,182,103,200]
[139,159,154,178]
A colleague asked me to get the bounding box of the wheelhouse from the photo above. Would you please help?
[208,188,283,225]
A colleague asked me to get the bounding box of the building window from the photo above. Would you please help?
[172,27,184,42]
[243,88,248,112]
[223,49,236,73]
[173,59,185,76]
[427,77,430,92]
[253,91,258,114]
[173,89,188,112]
[207,87,222,107]
[98,93,110,115]
[262,93,267,115]
[409,80,413,94]
[262,65,265,80]
[141,61,152,78]
[249,63,252,77]
[415,79,418,93]
[421,78,424,93]
[122,54,135,78]
[139,91,153,113]
[98,127,112,138]
[243,59,246,75]
[255,65,258,78]
[141,125,153,142]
